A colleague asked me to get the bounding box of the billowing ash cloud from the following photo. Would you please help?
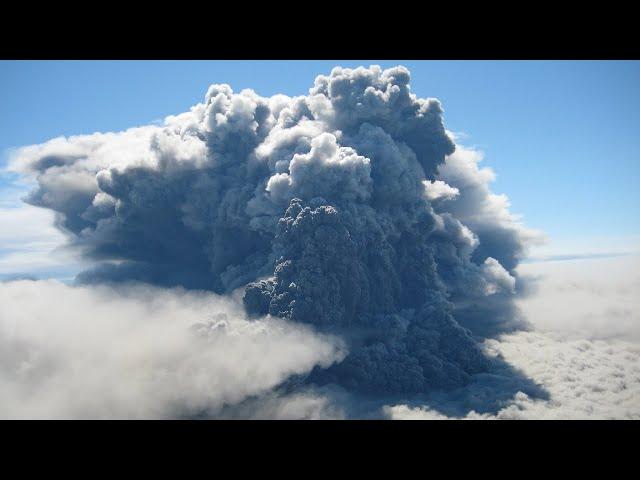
[9,65,538,398]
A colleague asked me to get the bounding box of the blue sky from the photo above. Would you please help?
[1,60,639,259]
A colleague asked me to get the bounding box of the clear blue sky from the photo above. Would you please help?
[1,60,639,253]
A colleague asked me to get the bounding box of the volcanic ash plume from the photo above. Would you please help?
[10,65,535,396]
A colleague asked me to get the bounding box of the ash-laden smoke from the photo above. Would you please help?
[10,65,535,396]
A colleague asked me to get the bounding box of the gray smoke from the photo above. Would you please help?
[9,65,537,397]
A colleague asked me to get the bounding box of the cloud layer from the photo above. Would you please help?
[0,280,344,419]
